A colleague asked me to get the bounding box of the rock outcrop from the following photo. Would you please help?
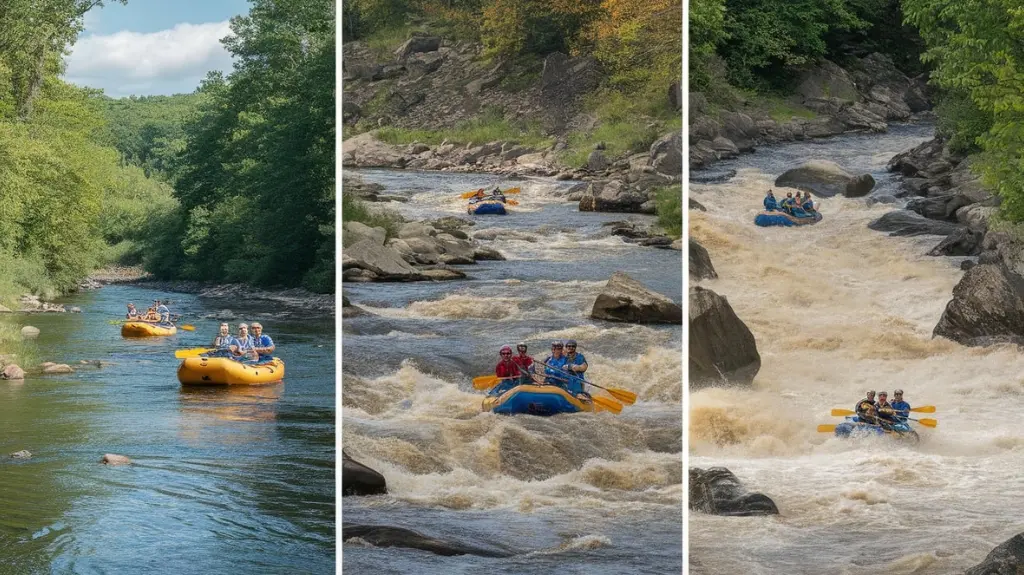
[689,240,718,280]
[933,264,1024,347]
[689,286,760,388]
[965,533,1024,575]
[689,467,779,517]
[590,272,682,324]
[343,524,512,557]
[342,451,387,496]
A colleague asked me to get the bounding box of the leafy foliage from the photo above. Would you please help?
[903,0,1024,221]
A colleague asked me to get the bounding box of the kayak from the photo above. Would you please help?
[177,356,285,385]
[754,210,822,227]
[482,384,593,416]
[468,201,507,215]
[121,321,177,337]
[834,417,919,443]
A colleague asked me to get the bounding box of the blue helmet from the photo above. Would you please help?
[565,339,577,348]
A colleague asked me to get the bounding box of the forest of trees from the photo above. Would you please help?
[0,0,335,302]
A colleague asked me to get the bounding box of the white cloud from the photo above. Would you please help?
[65,21,235,97]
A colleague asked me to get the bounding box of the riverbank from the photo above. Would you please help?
[89,266,335,314]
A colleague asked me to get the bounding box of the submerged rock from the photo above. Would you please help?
[690,467,779,516]
[868,210,961,237]
[101,454,131,465]
[10,450,31,459]
[966,532,1024,575]
[343,524,513,557]
[20,326,40,340]
[590,272,682,324]
[342,450,387,496]
[1,364,25,380]
[689,286,760,388]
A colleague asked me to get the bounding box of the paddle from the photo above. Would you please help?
[535,359,637,405]
[817,424,837,433]
[179,324,196,331]
[460,187,521,199]
[506,199,519,206]
[908,417,938,428]
[472,374,513,390]
[175,347,215,359]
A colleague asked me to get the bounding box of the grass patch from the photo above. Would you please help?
[341,192,405,245]
[655,185,683,239]
[762,97,817,123]
[0,318,40,369]
[363,24,424,61]
[376,107,553,148]
[560,88,682,169]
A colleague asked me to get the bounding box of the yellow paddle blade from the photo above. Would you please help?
[606,388,637,405]
[592,395,622,413]
[916,418,937,428]
[506,199,519,206]
[175,347,215,359]
[910,405,936,413]
[179,324,196,331]
[831,409,856,416]
[472,375,500,390]
[504,187,520,194]
[460,188,485,199]
[817,424,837,433]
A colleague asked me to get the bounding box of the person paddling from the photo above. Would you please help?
[126,303,139,320]
[890,389,911,422]
[855,390,877,424]
[542,341,569,388]
[493,345,522,395]
[251,322,275,362]
[511,342,534,385]
[232,324,258,362]
[763,190,778,211]
[155,300,171,325]
[563,340,588,395]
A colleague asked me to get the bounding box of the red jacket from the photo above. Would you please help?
[511,354,533,373]
[495,360,521,378]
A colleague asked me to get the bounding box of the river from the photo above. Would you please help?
[342,169,683,574]
[689,123,1024,573]
[0,285,335,574]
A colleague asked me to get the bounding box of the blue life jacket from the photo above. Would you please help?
[764,196,778,211]
[890,400,911,420]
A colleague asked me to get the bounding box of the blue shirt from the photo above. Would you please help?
[253,334,274,360]
[235,335,256,352]
[890,400,910,420]
[157,304,170,323]
[764,196,778,211]
[543,355,569,385]
[213,335,236,350]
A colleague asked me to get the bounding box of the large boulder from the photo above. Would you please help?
[868,211,962,237]
[578,180,652,214]
[342,451,387,496]
[1,364,25,380]
[689,467,779,517]
[343,525,512,557]
[933,264,1024,346]
[394,35,441,61]
[650,131,683,176]
[966,533,1024,575]
[343,221,386,246]
[690,240,718,281]
[689,286,760,387]
[795,59,860,102]
[342,240,421,281]
[928,228,984,257]
[774,160,874,198]
[342,132,408,168]
[590,272,682,324]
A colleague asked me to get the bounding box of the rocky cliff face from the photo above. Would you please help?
[690,53,932,170]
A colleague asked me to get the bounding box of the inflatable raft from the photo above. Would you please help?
[121,321,177,337]
[834,417,919,443]
[754,210,822,227]
[468,201,507,215]
[177,357,285,385]
[482,384,593,416]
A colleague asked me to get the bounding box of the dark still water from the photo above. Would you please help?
[0,285,334,574]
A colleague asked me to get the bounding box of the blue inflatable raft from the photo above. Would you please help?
[468,201,507,215]
[482,384,593,416]
[754,210,822,227]
[834,417,919,443]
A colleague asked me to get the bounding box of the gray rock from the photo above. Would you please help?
[342,450,387,496]
[690,467,779,516]
[394,35,441,61]
[343,221,386,246]
[591,272,682,324]
[587,150,608,171]
[965,532,1024,575]
[690,240,718,281]
[20,326,39,340]
[342,525,511,558]
[868,211,962,237]
[933,265,1024,346]
[928,228,984,257]
[689,286,761,388]
[101,453,131,465]
[10,450,31,459]
[1,364,25,380]
[775,160,871,198]
[342,240,422,280]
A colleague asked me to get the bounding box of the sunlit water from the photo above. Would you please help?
[343,169,683,574]
[0,285,334,574]
[689,124,1024,574]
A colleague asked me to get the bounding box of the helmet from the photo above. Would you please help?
[565,339,577,347]
[894,389,904,395]
[878,391,887,396]
[866,390,875,396]
[499,345,512,355]
[516,341,527,350]
[551,340,563,348]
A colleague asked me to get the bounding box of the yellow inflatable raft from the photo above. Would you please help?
[177,357,285,385]
[121,321,177,337]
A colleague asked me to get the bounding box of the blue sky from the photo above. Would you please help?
[65,0,251,98]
